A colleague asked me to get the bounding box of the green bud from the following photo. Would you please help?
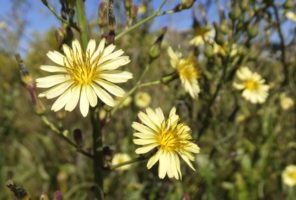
[248,25,258,38]
[240,0,249,11]
[215,30,224,46]
[149,45,160,59]
[204,44,214,58]
[220,21,229,34]
[283,0,293,9]
[149,28,167,60]
[229,7,241,21]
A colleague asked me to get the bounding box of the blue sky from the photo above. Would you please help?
[0,0,294,56]
[0,0,203,55]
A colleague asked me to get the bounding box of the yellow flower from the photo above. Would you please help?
[168,47,201,98]
[212,43,226,56]
[132,107,200,180]
[138,4,147,14]
[37,39,132,117]
[280,93,294,110]
[282,165,296,187]
[286,11,296,22]
[190,26,215,46]
[134,92,151,108]
[233,67,269,104]
[112,153,132,171]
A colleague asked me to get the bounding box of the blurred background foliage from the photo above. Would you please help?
[0,0,296,199]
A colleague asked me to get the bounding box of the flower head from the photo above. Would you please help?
[134,92,151,108]
[282,165,296,187]
[280,93,294,110]
[233,67,269,104]
[168,47,201,98]
[286,11,296,22]
[190,26,215,46]
[37,39,132,117]
[132,107,200,180]
[112,153,132,171]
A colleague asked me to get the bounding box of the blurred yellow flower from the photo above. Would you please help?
[132,107,200,180]
[190,26,215,46]
[233,67,269,104]
[212,43,226,56]
[134,92,151,108]
[37,39,132,117]
[282,165,296,187]
[138,4,147,14]
[112,153,132,171]
[168,47,201,98]
[286,11,296,22]
[280,93,294,110]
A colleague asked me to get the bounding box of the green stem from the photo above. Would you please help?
[40,115,93,159]
[41,0,68,25]
[76,0,103,198]
[110,63,151,116]
[114,0,168,41]
[76,0,89,50]
[90,110,104,199]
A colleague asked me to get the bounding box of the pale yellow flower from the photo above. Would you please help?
[190,26,215,46]
[212,43,226,56]
[138,4,147,14]
[112,153,132,171]
[168,47,201,98]
[286,11,296,22]
[132,107,200,180]
[37,39,132,117]
[233,67,269,104]
[280,93,294,110]
[134,92,151,108]
[282,165,296,187]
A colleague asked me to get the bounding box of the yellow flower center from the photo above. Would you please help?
[244,79,259,91]
[157,122,190,152]
[288,171,296,180]
[65,51,98,85]
[178,56,199,81]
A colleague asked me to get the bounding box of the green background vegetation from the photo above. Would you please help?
[0,0,295,199]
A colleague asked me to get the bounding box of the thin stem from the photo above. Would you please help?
[41,0,80,31]
[41,0,68,25]
[110,63,151,115]
[272,4,289,86]
[138,73,177,88]
[40,115,93,159]
[114,0,169,41]
[111,156,148,170]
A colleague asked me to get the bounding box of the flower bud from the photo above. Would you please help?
[283,0,293,9]
[6,180,31,200]
[53,191,63,200]
[73,128,83,147]
[98,2,108,28]
[149,27,167,60]
[16,54,45,114]
[248,25,258,38]
[40,193,49,200]
[204,44,214,58]
[229,7,240,21]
